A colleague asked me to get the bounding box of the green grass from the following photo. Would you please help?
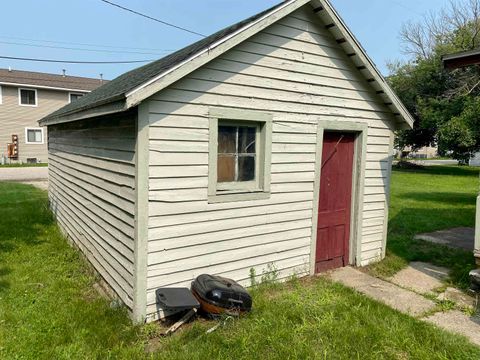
[0,163,48,168]
[1,170,480,359]
[368,165,479,288]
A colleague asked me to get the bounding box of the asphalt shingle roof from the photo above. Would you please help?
[42,0,289,122]
[0,69,106,92]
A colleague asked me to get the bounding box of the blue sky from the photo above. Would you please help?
[0,0,449,80]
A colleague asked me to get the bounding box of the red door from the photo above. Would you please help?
[315,132,355,273]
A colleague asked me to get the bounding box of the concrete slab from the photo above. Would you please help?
[388,262,449,294]
[425,310,480,346]
[437,288,476,309]
[330,267,436,317]
[415,227,474,251]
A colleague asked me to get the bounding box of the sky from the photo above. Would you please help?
[0,0,451,81]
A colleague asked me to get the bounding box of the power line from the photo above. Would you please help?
[100,0,206,38]
[0,55,154,64]
[0,35,176,52]
[0,40,172,56]
[0,36,175,52]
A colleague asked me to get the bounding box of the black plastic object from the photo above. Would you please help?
[469,269,480,293]
[191,274,252,315]
[155,288,200,312]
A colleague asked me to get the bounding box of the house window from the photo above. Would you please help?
[69,92,84,103]
[25,128,44,144]
[19,88,37,106]
[208,108,272,203]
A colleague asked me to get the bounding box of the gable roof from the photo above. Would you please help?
[40,0,414,129]
[0,68,106,92]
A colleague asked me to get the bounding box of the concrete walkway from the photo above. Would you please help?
[330,265,480,346]
[415,227,475,251]
[330,267,436,316]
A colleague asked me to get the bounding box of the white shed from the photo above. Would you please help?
[39,0,414,323]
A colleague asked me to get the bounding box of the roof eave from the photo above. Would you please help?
[312,0,414,129]
[39,96,127,126]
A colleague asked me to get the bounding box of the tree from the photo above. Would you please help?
[390,0,480,162]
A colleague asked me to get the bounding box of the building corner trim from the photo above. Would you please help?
[132,102,149,323]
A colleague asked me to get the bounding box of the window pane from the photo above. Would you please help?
[217,154,235,182]
[34,130,42,142]
[238,156,255,181]
[27,129,42,143]
[27,130,35,143]
[238,126,256,154]
[21,90,36,105]
[218,126,236,153]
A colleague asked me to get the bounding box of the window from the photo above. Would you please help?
[19,88,37,106]
[208,108,272,203]
[217,125,257,185]
[25,128,44,144]
[69,92,84,103]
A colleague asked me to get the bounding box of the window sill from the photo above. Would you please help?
[208,191,271,204]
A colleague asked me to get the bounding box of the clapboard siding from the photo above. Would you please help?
[0,85,73,163]
[145,5,394,320]
[48,112,137,310]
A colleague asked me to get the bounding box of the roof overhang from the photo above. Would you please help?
[311,0,414,129]
[39,96,127,126]
[41,0,414,130]
[442,49,480,70]
[124,0,413,130]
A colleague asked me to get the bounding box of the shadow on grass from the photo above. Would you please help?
[393,165,479,177]
[399,192,476,206]
[0,267,11,291]
[0,182,51,292]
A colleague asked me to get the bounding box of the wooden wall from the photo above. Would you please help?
[144,4,395,320]
[47,112,137,309]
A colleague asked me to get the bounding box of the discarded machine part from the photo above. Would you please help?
[191,274,252,316]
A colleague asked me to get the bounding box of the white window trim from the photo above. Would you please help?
[68,92,85,103]
[18,88,38,107]
[208,107,272,204]
[25,127,44,145]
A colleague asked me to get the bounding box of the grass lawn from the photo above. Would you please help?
[368,165,479,288]
[1,167,480,359]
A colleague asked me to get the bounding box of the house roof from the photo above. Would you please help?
[442,48,480,69]
[0,69,106,92]
[39,0,414,129]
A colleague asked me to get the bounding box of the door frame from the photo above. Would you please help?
[309,120,368,275]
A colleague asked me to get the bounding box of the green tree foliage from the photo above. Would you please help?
[390,0,480,161]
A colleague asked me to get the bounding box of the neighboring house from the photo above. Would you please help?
[0,69,106,163]
[400,146,438,159]
[39,0,414,323]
